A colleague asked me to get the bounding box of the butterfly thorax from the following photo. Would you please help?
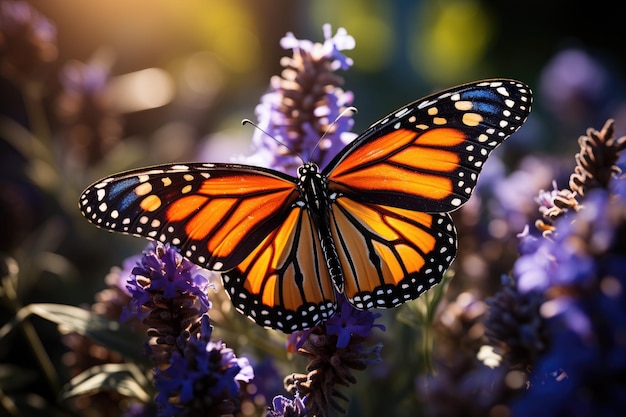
[296,162,344,292]
[297,163,328,215]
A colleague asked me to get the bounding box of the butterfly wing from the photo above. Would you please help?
[79,163,336,331]
[79,163,299,270]
[329,199,456,309]
[222,206,336,332]
[325,79,532,212]
[324,79,532,307]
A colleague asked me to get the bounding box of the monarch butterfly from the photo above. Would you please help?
[80,79,532,333]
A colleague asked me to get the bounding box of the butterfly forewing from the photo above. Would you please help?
[79,163,300,270]
[325,79,532,212]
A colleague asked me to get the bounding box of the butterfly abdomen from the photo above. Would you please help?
[318,226,344,292]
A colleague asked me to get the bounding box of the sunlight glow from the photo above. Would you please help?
[109,68,175,113]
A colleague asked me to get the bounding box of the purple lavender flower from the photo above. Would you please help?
[512,280,626,417]
[514,190,617,318]
[324,293,386,348]
[516,225,542,256]
[285,294,384,416]
[490,156,558,234]
[518,242,596,294]
[120,242,253,416]
[121,241,212,367]
[123,242,211,323]
[154,315,254,417]
[508,186,626,415]
[539,48,616,132]
[242,24,356,175]
[484,275,547,368]
[59,58,110,97]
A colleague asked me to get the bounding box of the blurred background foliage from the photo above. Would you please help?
[1,0,626,416]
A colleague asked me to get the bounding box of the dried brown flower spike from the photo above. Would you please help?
[535,119,626,236]
[569,119,626,196]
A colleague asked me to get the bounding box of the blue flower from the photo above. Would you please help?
[120,242,215,369]
[279,24,355,71]
[512,283,626,417]
[284,294,384,416]
[484,275,547,367]
[514,218,596,294]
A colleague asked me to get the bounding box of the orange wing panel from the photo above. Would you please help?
[327,127,469,210]
[329,129,417,178]
[330,196,456,310]
[414,127,466,147]
[198,173,294,196]
[209,190,295,258]
[222,207,336,332]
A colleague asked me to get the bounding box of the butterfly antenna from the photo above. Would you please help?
[309,106,357,160]
[241,119,305,164]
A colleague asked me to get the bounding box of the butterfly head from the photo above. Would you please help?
[297,162,321,180]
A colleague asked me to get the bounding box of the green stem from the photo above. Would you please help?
[421,318,434,374]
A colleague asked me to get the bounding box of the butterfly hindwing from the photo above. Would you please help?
[222,206,336,332]
[329,197,456,308]
[325,79,532,212]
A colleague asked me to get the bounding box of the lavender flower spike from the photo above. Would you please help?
[243,24,356,175]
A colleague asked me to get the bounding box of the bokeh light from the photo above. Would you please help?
[411,0,493,83]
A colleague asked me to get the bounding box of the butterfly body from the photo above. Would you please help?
[296,162,344,292]
[80,79,532,332]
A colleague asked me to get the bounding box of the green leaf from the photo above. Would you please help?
[61,363,152,402]
[0,303,146,364]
